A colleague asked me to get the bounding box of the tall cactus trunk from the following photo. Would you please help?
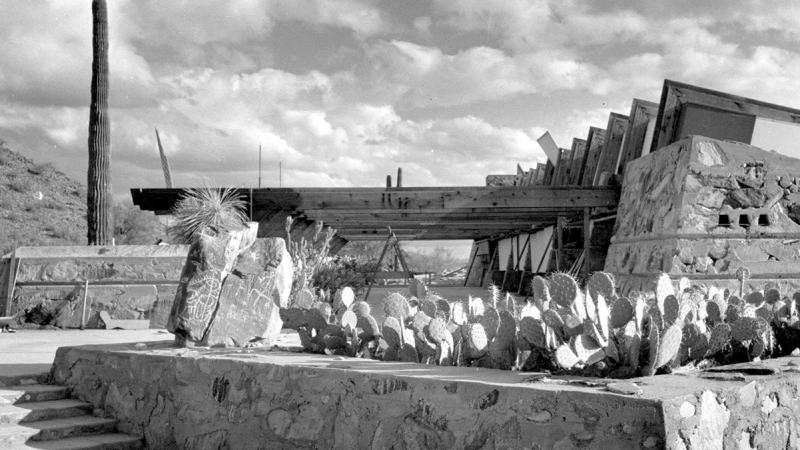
[87,0,112,245]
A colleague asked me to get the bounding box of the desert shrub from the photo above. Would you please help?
[7,177,32,193]
[167,187,247,244]
[313,255,379,298]
[285,217,335,303]
[114,202,165,244]
[27,163,53,175]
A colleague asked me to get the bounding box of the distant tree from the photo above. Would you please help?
[113,202,166,245]
[87,0,112,244]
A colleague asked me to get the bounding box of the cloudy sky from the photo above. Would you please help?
[2,0,800,198]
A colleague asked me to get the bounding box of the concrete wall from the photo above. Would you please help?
[3,245,187,328]
[606,136,800,294]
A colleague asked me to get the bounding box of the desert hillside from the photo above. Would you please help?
[0,139,87,254]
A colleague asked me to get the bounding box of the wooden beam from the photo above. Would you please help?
[580,127,607,186]
[593,113,629,185]
[568,139,587,185]
[618,99,658,176]
[651,79,800,153]
[554,148,572,185]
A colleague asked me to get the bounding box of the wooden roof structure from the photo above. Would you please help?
[131,186,619,242]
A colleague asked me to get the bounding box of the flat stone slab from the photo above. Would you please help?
[50,342,800,449]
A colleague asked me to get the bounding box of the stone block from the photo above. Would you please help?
[204,238,292,347]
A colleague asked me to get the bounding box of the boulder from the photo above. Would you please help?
[167,226,253,345]
[204,238,293,346]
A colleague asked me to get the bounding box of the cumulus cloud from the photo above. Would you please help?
[3,0,800,199]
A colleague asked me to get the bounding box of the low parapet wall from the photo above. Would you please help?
[2,245,187,328]
[51,343,800,449]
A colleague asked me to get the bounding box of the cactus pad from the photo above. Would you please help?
[383,292,411,320]
[764,288,780,305]
[451,301,468,325]
[550,273,579,308]
[479,307,500,341]
[653,324,682,370]
[495,310,517,348]
[435,299,451,320]
[464,323,489,358]
[731,317,761,342]
[655,273,674,313]
[357,314,381,339]
[662,295,680,326]
[588,271,616,301]
[572,333,605,366]
[294,288,316,309]
[425,317,450,344]
[335,287,355,310]
[595,293,610,339]
[745,291,765,307]
[706,301,722,325]
[531,276,552,304]
[610,297,634,329]
[352,300,371,318]
[469,296,486,318]
[420,298,438,318]
[305,308,328,331]
[340,310,358,330]
[725,304,740,323]
[519,317,545,348]
[279,307,306,329]
[382,317,403,349]
[563,314,585,337]
[555,344,580,369]
[520,301,542,320]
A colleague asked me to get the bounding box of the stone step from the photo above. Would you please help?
[9,432,143,449]
[0,385,70,405]
[0,373,51,389]
[0,415,118,445]
[0,400,93,425]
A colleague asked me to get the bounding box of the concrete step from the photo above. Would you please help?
[0,415,118,444]
[0,400,92,424]
[9,432,143,449]
[0,385,70,405]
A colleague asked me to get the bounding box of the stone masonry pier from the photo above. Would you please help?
[52,342,800,449]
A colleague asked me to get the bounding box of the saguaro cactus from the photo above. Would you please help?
[87,0,112,245]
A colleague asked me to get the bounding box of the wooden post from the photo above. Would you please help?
[4,250,18,316]
[80,279,89,330]
[386,175,392,188]
[583,208,591,278]
[555,217,564,271]
[463,244,479,287]
[397,167,402,187]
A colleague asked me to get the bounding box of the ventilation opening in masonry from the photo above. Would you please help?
[718,214,731,227]
[739,215,751,229]
[758,214,770,226]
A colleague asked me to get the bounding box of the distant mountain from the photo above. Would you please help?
[0,139,87,254]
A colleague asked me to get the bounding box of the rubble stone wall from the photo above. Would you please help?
[52,344,666,449]
[52,344,800,449]
[3,245,188,328]
[607,136,800,294]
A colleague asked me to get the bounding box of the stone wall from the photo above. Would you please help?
[606,136,800,294]
[51,343,800,449]
[3,245,188,328]
[52,343,665,449]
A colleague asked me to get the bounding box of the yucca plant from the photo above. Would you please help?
[168,186,248,244]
